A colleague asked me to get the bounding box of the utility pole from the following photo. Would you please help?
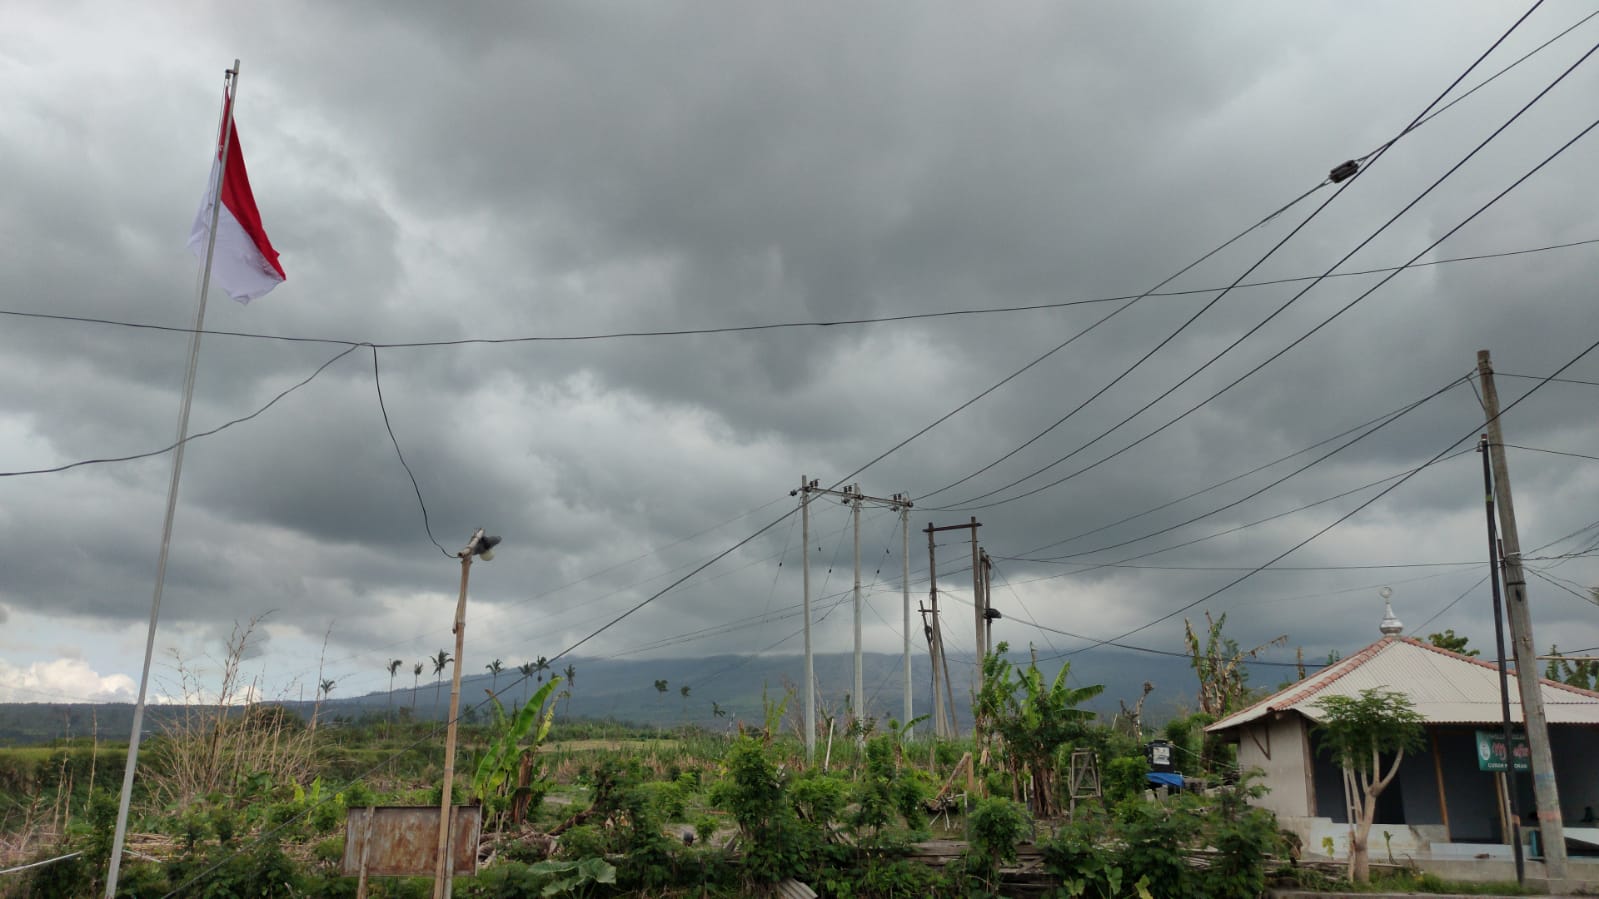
[898,495,913,739]
[926,528,944,736]
[1480,435,1525,885]
[925,527,948,737]
[969,517,983,681]
[927,519,981,734]
[981,550,997,658]
[917,603,943,736]
[793,478,907,757]
[795,476,817,762]
[1478,349,1566,880]
[434,528,500,899]
[851,486,864,743]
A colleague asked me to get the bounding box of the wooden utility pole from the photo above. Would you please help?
[981,550,996,657]
[926,526,948,737]
[899,496,914,739]
[969,517,983,679]
[927,520,980,736]
[919,603,943,736]
[1478,350,1567,879]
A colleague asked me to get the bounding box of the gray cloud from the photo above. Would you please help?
[1,1,1596,702]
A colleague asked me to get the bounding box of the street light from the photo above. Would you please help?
[434,528,500,899]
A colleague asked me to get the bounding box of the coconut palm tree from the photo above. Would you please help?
[486,658,504,696]
[386,659,403,722]
[679,685,691,720]
[319,678,337,699]
[432,650,452,712]
[534,656,550,683]
[411,662,424,712]
[562,664,577,715]
[654,679,669,703]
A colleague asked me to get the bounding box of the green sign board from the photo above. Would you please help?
[1475,730,1530,772]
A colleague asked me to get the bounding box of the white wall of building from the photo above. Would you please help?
[1236,713,1314,819]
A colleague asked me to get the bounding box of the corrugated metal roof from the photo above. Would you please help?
[1207,636,1599,733]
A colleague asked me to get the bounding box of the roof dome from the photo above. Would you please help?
[1379,599,1404,636]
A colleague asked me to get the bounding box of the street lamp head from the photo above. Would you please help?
[476,534,502,561]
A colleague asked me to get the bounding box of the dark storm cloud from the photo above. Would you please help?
[0,1,1596,701]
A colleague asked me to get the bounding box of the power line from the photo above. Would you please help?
[3,238,1595,351]
[1501,373,1599,389]
[1011,379,1472,558]
[1414,575,1494,632]
[1061,322,1599,659]
[1018,379,1470,565]
[1019,448,1477,575]
[1527,567,1599,606]
[1502,443,1599,463]
[370,346,450,556]
[0,344,360,478]
[938,47,1599,513]
[917,3,1559,506]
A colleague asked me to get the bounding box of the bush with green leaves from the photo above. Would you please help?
[1042,778,1284,899]
[710,736,810,884]
[851,734,927,842]
[1101,753,1150,804]
[963,796,1030,896]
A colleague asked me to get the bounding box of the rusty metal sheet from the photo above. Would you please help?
[341,806,481,877]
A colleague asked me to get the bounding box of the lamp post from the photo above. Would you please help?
[434,528,500,899]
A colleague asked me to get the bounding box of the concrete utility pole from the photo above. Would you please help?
[851,486,864,742]
[793,478,909,757]
[796,476,817,761]
[1480,435,1525,885]
[1478,350,1567,880]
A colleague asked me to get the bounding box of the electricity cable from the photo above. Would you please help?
[1414,575,1494,632]
[1013,378,1473,558]
[371,346,450,556]
[0,343,360,478]
[1013,377,1470,564]
[939,50,1599,513]
[1501,443,1599,463]
[1059,317,1599,659]
[916,3,1555,505]
[1,238,1594,349]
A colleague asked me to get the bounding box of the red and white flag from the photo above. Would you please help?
[187,96,285,303]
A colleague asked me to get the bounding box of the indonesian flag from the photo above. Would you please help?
[187,96,285,303]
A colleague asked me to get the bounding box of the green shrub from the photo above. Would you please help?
[964,796,1029,896]
[555,823,610,859]
[1101,754,1149,804]
[710,736,807,884]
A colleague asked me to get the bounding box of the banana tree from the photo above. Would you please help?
[473,676,562,826]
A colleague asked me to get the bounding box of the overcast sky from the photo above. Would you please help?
[2,2,1597,713]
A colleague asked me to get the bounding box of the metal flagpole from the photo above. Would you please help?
[105,59,240,898]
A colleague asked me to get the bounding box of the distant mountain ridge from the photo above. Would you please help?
[0,647,1274,744]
